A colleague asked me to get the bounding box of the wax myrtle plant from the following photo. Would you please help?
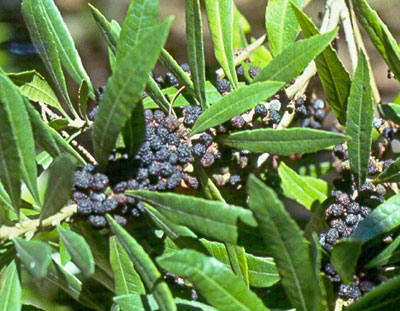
[0,0,400,310]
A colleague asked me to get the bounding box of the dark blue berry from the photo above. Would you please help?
[141,151,155,165]
[325,228,339,243]
[229,175,241,186]
[114,181,128,193]
[231,115,246,129]
[269,110,280,124]
[200,152,215,167]
[88,215,107,228]
[163,116,179,132]
[255,104,268,117]
[345,214,358,226]
[216,78,231,94]
[92,173,109,191]
[248,66,261,79]
[167,133,180,146]
[155,147,170,161]
[150,136,163,151]
[144,109,153,123]
[154,110,166,123]
[90,192,106,202]
[137,168,149,181]
[73,170,93,190]
[148,162,162,176]
[77,199,93,215]
[199,133,213,147]
[160,162,175,177]
[192,143,206,157]
[167,172,182,189]
[88,105,98,121]
[169,152,179,164]
[177,145,192,163]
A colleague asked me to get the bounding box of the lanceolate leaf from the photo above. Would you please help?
[346,52,374,187]
[352,0,400,80]
[186,0,207,108]
[122,103,146,158]
[331,238,363,284]
[365,234,400,268]
[191,81,284,135]
[374,157,400,183]
[21,0,73,110]
[346,276,400,311]
[89,4,119,54]
[127,190,258,245]
[378,103,400,125]
[0,71,39,206]
[13,238,52,280]
[218,128,347,156]
[157,250,268,311]
[248,175,323,311]
[116,0,158,63]
[145,76,171,114]
[0,261,21,311]
[352,193,400,242]
[107,215,177,311]
[78,79,90,118]
[204,0,238,89]
[110,236,145,296]
[38,0,94,98]
[291,3,351,125]
[93,19,172,167]
[41,155,76,220]
[57,225,95,277]
[265,0,304,57]
[253,30,338,85]
[8,70,65,116]
[278,161,328,210]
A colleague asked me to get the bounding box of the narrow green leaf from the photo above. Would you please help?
[126,190,258,245]
[157,250,268,311]
[331,238,363,284]
[116,0,158,63]
[186,0,207,108]
[278,161,328,210]
[57,226,95,277]
[23,98,61,158]
[198,239,280,288]
[191,81,284,135]
[248,175,323,311]
[41,155,76,220]
[50,128,86,165]
[0,98,22,210]
[346,52,374,187]
[21,0,73,111]
[89,4,119,54]
[145,76,171,114]
[107,215,177,311]
[378,103,400,125]
[0,71,39,206]
[13,238,51,280]
[93,19,172,167]
[0,261,21,311]
[8,70,65,115]
[345,276,400,311]
[253,30,338,85]
[198,168,226,202]
[374,157,400,183]
[352,193,400,242]
[122,102,146,158]
[113,293,145,311]
[110,236,145,296]
[233,4,251,49]
[204,0,238,88]
[38,0,94,98]
[265,0,304,57]
[218,128,347,155]
[78,79,90,118]
[352,0,400,80]
[291,2,351,125]
[365,234,400,268]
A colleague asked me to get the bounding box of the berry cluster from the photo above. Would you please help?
[295,98,327,129]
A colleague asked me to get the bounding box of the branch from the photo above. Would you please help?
[0,204,77,242]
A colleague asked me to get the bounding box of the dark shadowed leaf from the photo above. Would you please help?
[346,52,374,187]
[0,71,39,206]
[352,0,400,80]
[331,238,363,284]
[0,261,21,311]
[248,175,324,311]
[374,156,400,183]
[186,0,207,109]
[78,79,90,118]
[13,238,51,280]
[265,0,304,57]
[107,215,177,311]
[93,19,172,167]
[346,276,400,311]
[253,30,338,85]
[110,236,145,296]
[278,161,328,210]
[218,128,347,155]
[122,102,146,158]
[41,155,76,220]
[23,98,61,158]
[21,0,73,110]
[57,225,95,277]
[204,0,238,89]
[377,103,400,125]
[191,81,284,135]
[126,190,258,245]
[365,234,400,268]
[291,3,351,125]
[157,250,268,311]
[352,193,400,242]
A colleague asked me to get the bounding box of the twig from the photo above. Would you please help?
[216,34,266,79]
[169,85,188,116]
[339,0,358,73]
[334,298,344,311]
[0,204,77,242]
